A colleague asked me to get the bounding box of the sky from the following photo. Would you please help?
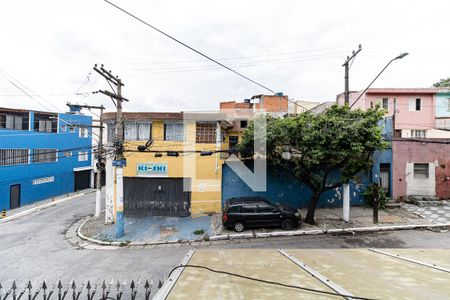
[1,0,449,115]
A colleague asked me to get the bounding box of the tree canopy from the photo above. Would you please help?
[433,77,450,88]
[239,105,388,224]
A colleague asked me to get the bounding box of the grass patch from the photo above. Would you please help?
[193,229,205,235]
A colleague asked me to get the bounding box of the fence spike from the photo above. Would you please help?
[12,280,17,290]
[144,280,149,289]
[57,280,63,289]
[71,281,76,290]
[27,280,32,290]
[86,281,91,290]
[130,280,135,289]
[115,280,121,291]
[42,280,47,290]
[101,281,106,290]
[158,280,163,289]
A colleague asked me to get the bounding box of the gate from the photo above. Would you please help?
[74,170,91,191]
[10,184,20,209]
[124,177,191,217]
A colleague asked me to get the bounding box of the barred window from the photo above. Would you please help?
[411,130,426,138]
[33,149,57,163]
[0,149,29,166]
[164,122,184,141]
[196,122,217,143]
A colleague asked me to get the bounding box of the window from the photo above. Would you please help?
[164,122,184,141]
[241,205,257,213]
[78,151,88,161]
[240,120,248,128]
[61,125,67,132]
[382,98,389,110]
[411,130,426,138]
[107,123,115,142]
[124,122,151,141]
[258,205,275,213]
[34,113,57,133]
[409,98,421,111]
[414,163,429,179]
[64,151,72,157]
[0,112,28,130]
[196,122,217,143]
[33,149,57,163]
[227,206,240,213]
[79,127,89,138]
[0,149,29,166]
[69,126,75,133]
[370,102,374,109]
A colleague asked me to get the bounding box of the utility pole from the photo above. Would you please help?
[93,64,128,238]
[342,44,362,105]
[66,102,105,217]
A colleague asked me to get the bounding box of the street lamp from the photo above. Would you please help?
[349,52,409,109]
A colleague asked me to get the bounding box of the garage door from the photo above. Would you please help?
[124,177,191,217]
[74,170,91,191]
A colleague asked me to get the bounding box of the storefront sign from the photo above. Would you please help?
[137,162,168,176]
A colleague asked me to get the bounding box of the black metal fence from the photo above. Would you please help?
[0,279,162,300]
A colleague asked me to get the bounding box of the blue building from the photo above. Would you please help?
[0,106,93,211]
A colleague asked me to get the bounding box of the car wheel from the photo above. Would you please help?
[233,222,245,232]
[281,219,294,230]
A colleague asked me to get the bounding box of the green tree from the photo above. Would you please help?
[239,105,388,224]
[433,77,450,88]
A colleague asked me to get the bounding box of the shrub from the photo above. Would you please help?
[363,183,387,209]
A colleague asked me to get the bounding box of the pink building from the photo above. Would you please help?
[337,88,450,201]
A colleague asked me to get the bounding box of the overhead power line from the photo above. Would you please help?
[103,0,277,93]
[103,0,310,112]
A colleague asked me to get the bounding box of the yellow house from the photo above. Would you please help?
[103,112,233,218]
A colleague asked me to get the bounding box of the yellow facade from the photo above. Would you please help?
[122,120,225,214]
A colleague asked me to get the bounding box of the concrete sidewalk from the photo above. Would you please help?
[80,213,212,244]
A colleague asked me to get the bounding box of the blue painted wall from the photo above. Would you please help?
[222,163,369,210]
[435,92,450,117]
[222,116,392,210]
[0,111,92,211]
[371,116,393,196]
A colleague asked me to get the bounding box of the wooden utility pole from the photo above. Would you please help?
[342,44,362,105]
[66,102,105,217]
[93,64,128,237]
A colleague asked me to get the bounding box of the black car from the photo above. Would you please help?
[222,197,301,232]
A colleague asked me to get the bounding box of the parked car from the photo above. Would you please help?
[222,197,301,232]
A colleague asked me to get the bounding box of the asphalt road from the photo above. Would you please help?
[0,190,448,288]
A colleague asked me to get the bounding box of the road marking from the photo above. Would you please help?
[153,249,195,300]
[368,248,450,273]
[277,249,354,300]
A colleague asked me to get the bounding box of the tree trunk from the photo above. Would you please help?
[305,191,321,224]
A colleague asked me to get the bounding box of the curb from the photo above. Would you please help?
[1,190,95,224]
[76,215,450,248]
[77,217,128,247]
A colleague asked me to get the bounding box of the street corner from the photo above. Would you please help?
[77,212,214,247]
